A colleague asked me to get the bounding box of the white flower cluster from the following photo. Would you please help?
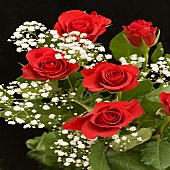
[119,54,145,68]
[8,21,47,52]
[109,126,143,152]
[51,130,97,169]
[50,31,112,68]
[8,21,112,68]
[149,56,170,85]
[1,80,75,129]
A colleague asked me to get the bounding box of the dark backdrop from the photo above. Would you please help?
[0,0,170,169]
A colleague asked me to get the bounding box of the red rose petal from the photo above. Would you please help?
[82,120,119,139]
[62,112,94,131]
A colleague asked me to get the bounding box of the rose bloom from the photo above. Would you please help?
[159,92,170,115]
[63,100,143,139]
[123,19,157,47]
[22,47,79,80]
[53,10,111,42]
[81,62,139,92]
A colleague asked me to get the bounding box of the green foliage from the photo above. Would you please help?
[26,131,59,168]
[122,79,153,101]
[107,149,155,170]
[109,31,142,61]
[89,140,110,170]
[110,128,153,152]
[151,42,164,63]
[145,85,170,102]
[141,97,162,116]
[141,140,170,170]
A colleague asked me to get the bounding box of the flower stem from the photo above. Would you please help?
[157,116,170,134]
[74,99,93,112]
[116,92,122,101]
[67,76,74,92]
[143,51,149,72]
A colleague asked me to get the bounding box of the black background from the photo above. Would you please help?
[0,0,170,169]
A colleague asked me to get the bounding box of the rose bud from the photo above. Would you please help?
[159,92,170,115]
[22,47,79,80]
[122,19,157,47]
[53,10,111,42]
[81,62,139,92]
[62,100,143,139]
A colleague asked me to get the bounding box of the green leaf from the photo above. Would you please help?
[151,42,164,63]
[26,131,58,167]
[109,31,142,61]
[111,128,153,152]
[107,149,155,170]
[89,140,110,170]
[145,85,170,102]
[141,140,170,170]
[122,80,153,101]
[141,97,162,116]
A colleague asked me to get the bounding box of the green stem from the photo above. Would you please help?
[116,92,122,101]
[74,99,93,112]
[67,76,74,92]
[157,116,170,134]
[143,51,149,72]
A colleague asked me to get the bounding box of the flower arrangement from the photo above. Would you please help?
[0,9,170,170]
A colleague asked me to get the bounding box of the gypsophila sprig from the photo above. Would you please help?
[1,10,170,170]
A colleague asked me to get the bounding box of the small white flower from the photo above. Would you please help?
[19,83,28,89]
[105,54,112,59]
[32,109,37,113]
[49,114,56,119]
[51,97,59,103]
[4,111,12,116]
[69,59,76,64]
[22,93,29,98]
[55,53,63,59]
[13,105,21,111]
[129,126,137,131]
[41,92,49,98]
[84,161,89,167]
[64,162,71,166]
[30,120,38,125]
[138,57,145,62]
[31,82,38,87]
[131,132,138,137]
[23,124,31,129]
[8,121,16,125]
[137,137,143,142]
[95,98,102,103]
[38,39,45,43]
[38,124,45,128]
[28,26,35,32]
[121,136,127,140]
[15,117,25,124]
[35,114,41,119]
[115,139,121,143]
[25,102,34,108]
[1,96,9,101]
[130,54,137,60]
[42,105,50,110]
[62,130,68,134]
[78,143,85,149]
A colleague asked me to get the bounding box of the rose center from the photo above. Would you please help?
[41,59,57,70]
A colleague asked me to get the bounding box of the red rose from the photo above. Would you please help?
[81,62,139,92]
[63,100,143,139]
[53,10,111,42]
[22,47,79,80]
[159,92,170,115]
[123,19,157,47]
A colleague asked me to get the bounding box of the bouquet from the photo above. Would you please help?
[0,10,170,170]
